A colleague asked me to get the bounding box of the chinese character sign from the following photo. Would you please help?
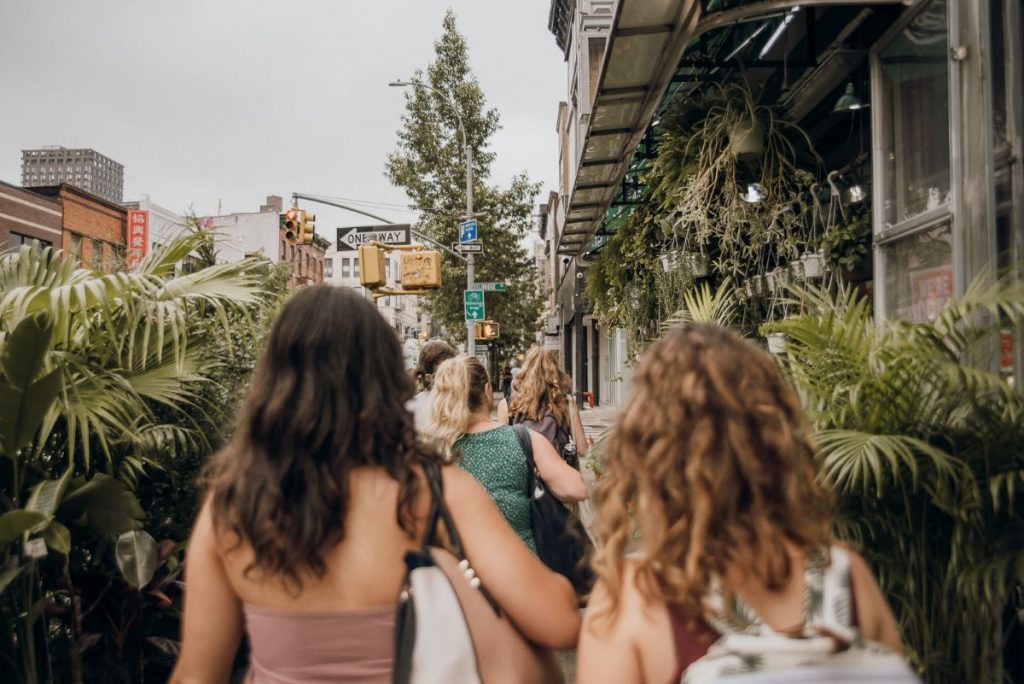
[126,209,149,269]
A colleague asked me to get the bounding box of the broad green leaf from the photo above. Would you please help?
[0,565,24,592]
[43,520,71,555]
[116,530,159,588]
[0,510,51,545]
[60,474,145,537]
[26,468,73,517]
[0,312,52,390]
[0,369,61,456]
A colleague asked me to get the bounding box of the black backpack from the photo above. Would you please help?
[511,424,594,594]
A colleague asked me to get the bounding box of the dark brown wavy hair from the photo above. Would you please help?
[508,346,572,425]
[208,285,439,586]
[591,324,833,624]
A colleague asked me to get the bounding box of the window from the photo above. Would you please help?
[876,0,950,227]
[70,233,82,260]
[881,223,953,321]
[353,258,360,278]
[341,258,351,278]
[281,240,286,260]
[91,238,103,269]
[325,258,333,278]
[7,231,51,249]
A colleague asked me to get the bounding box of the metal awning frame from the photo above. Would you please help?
[557,0,909,257]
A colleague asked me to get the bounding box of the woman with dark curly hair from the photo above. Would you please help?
[578,324,913,683]
[171,287,580,683]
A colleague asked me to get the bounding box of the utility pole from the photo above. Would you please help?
[464,143,476,357]
[390,79,477,357]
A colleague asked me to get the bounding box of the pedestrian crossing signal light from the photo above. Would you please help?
[359,245,386,288]
[299,211,316,244]
[281,208,301,242]
[475,320,499,340]
[400,251,442,289]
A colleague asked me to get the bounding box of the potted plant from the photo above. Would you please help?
[821,208,873,281]
[799,250,826,279]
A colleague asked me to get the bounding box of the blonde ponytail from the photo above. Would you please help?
[424,357,472,460]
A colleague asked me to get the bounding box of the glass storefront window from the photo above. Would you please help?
[882,222,953,321]
[877,0,950,226]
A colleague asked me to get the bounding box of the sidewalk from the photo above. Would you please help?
[578,404,618,442]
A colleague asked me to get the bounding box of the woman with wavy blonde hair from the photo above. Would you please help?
[501,346,588,463]
[425,355,586,553]
[578,324,912,683]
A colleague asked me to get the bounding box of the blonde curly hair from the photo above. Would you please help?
[423,355,490,460]
[508,346,572,426]
[591,324,833,624]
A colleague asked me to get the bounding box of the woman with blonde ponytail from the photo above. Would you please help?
[426,356,587,554]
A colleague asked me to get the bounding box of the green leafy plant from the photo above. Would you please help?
[820,206,872,271]
[771,275,1024,682]
[0,234,274,683]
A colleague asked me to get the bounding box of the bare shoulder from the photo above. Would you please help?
[838,545,903,652]
[580,561,676,684]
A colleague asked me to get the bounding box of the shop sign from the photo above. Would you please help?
[127,209,149,270]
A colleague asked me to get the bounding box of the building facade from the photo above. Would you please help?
[546,0,1024,397]
[0,180,63,249]
[323,244,429,341]
[22,147,124,204]
[206,196,327,288]
[28,184,126,270]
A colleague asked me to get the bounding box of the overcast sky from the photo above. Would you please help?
[0,0,566,232]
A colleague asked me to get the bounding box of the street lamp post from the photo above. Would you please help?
[389,79,477,357]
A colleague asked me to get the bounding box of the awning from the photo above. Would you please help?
[557,0,702,256]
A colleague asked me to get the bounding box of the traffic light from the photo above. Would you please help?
[358,244,386,288]
[400,250,442,289]
[475,320,499,340]
[281,207,301,242]
[299,211,316,244]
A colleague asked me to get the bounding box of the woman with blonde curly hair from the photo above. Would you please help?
[500,346,588,464]
[578,324,913,683]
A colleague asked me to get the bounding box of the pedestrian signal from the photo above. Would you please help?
[359,245,386,288]
[299,211,316,244]
[400,251,442,289]
[281,208,301,242]
[475,320,499,340]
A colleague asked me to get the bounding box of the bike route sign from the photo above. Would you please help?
[464,289,485,321]
[459,218,478,243]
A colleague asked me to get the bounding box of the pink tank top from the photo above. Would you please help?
[243,602,396,683]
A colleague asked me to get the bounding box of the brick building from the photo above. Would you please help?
[30,184,126,270]
[0,180,63,249]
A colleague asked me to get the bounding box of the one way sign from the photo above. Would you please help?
[336,225,411,252]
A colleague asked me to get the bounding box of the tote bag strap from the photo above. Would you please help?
[421,461,466,558]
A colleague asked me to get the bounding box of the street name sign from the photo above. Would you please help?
[459,218,478,243]
[452,242,483,254]
[471,282,507,292]
[336,224,411,252]
[464,289,485,321]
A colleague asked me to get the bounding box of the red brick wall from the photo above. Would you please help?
[0,184,63,248]
[60,187,125,270]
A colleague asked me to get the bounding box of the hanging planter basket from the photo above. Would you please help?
[799,250,826,280]
[730,116,764,159]
[684,252,709,278]
[766,332,787,355]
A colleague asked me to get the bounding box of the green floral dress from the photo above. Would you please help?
[455,426,537,554]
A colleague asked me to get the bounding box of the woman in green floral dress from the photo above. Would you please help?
[425,355,587,553]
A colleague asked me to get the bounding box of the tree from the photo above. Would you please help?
[386,9,544,358]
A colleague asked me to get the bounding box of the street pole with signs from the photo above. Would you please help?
[390,79,478,356]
